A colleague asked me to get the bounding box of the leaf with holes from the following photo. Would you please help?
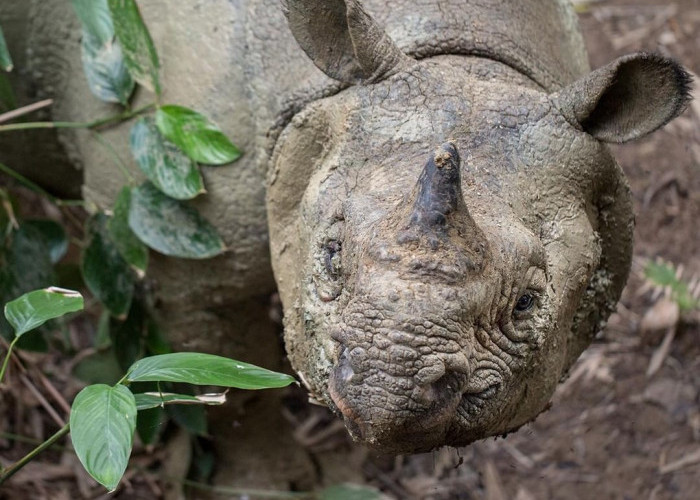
[128,182,225,259]
[130,117,205,200]
[155,105,241,165]
[126,352,296,389]
[108,0,160,95]
[70,384,137,491]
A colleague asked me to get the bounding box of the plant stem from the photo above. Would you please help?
[0,423,70,484]
[0,161,84,207]
[0,336,18,384]
[0,102,155,132]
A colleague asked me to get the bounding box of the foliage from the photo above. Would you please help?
[644,260,700,312]
[0,289,294,491]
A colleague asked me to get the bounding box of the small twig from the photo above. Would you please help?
[646,326,677,377]
[18,373,65,428]
[0,99,53,124]
[659,447,700,474]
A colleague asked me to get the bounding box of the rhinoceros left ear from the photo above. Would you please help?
[283,0,411,84]
[553,53,692,143]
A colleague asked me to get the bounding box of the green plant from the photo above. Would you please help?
[0,287,295,491]
[644,259,700,312]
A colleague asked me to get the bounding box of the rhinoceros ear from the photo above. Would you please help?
[553,53,692,143]
[283,0,410,83]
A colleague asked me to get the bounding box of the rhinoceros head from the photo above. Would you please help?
[268,0,691,453]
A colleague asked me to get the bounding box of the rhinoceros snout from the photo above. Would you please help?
[327,341,470,451]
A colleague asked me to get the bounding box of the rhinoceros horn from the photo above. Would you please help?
[284,0,411,83]
[397,142,483,254]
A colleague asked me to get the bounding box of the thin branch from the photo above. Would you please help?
[0,161,84,207]
[0,423,70,485]
[0,102,155,133]
[0,99,53,124]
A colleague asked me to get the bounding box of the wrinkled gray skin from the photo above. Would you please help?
[2,0,691,456]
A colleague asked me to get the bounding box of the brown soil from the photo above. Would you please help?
[1,1,699,499]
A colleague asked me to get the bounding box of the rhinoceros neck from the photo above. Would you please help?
[364,0,590,91]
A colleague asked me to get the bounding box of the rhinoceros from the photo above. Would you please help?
[2,0,691,459]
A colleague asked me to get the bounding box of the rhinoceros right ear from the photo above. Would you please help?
[283,0,410,83]
[553,53,692,143]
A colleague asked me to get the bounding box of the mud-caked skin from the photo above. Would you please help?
[3,0,691,457]
[269,1,692,453]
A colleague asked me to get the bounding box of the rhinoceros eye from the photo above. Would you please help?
[324,240,342,278]
[514,292,535,314]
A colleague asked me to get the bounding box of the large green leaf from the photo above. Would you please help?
[24,220,69,264]
[126,352,296,389]
[108,187,148,276]
[81,32,134,105]
[130,117,205,200]
[82,213,135,319]
[155,105,241,165]
[0,24,12,72]
[70,384,137,492]
[4,287,83,337]
[70,0,114,46]
[128,182,226,259]
[107,0,160,95]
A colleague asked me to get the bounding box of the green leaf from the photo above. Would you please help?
[134,391,226,410]
[130,117,205,200]
[155,105,241,165]
[128,182,226,259]
[82,213,135,318]
[24,220,69,264]
[108,187,148,276]
[4,287,83,337]
[81,32,134,105]
[70,384,137,492]
[107,0,160,95]
[71,0,114,46]
[126,352,296,389]
[319,484,387,500]
[0,25,13,72]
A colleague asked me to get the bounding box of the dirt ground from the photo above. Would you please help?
[1,1,699,499]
